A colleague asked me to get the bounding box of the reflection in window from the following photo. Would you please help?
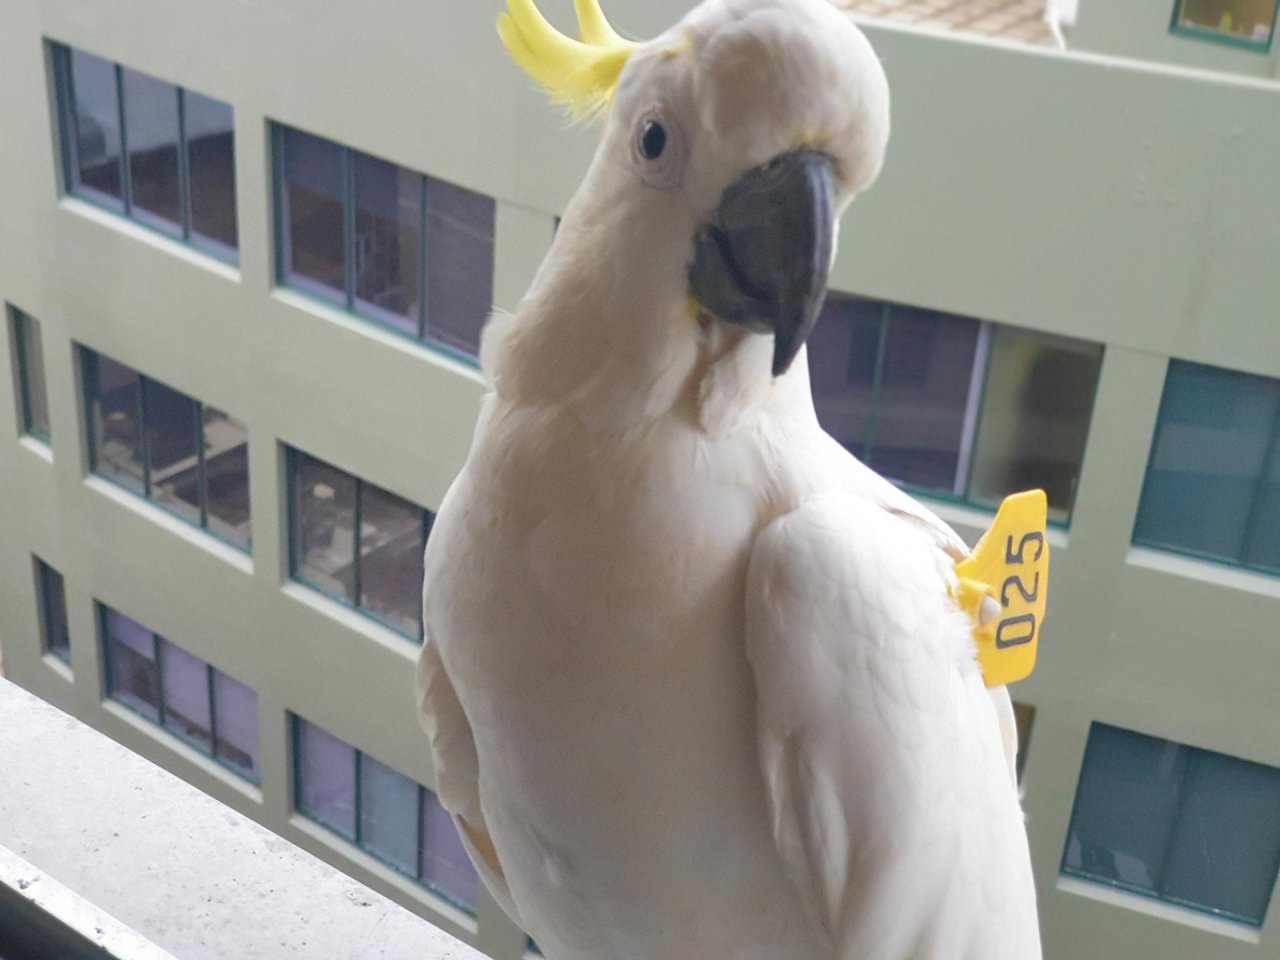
[273,124,495,359]
[292,716,479,912]
[9,306,52,441]
[289,449,431,639]
[35,559,71,664]
[1063,723,1280,926]
[808,294,1102,524]
[83,349,252,550]
[1134,361,1280,572]
[123,67,182,235]
[1173,0,1277,47]
[100,603,259,781]
[53,44,238,261]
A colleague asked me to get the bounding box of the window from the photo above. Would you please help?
[808,295,1103,524]
[1133,360,1280,573]
[101,603,259,780]
[83,349,251,550]
[289,449,431,639]
[1012,701,1035,782]
[1172,0,1277,49]
[9,306,51,441]
[52,44,238,261]
[274,124,495,360]
[1063,723,1280,926]
[35,559,71,664]
[292,716,478,911]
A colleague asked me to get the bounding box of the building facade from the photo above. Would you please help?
[1,1,1278,957]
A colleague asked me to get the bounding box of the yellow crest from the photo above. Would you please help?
[498,0,640,118]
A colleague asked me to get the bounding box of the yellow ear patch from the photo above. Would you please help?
[952,490,1050,688]
[498,0,640,119]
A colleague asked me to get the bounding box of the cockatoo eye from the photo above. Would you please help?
[631,106,685,190]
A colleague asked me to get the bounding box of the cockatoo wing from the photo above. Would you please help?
[416,635,523,924]
[745,495,1040,960]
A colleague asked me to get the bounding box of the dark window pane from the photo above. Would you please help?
[421,787,478,911]
[1244,436,1280,572]
[13,310,51,439]
[281,128,346,302]
[185,91,238,256]
[1161,750,1280,925]
[212,669,259,780]
[359,483,427,637]
[143,379,201,524]
[122,68,181,235]
[1063,724,1187,895]
[67,48,123,206]
[159,639,212,751]
[296,719,356,839]
[293,454,357,603]
[1134,363,1280,563]
[867,307,980,492]
[808,297,885,461]
[89,354,145,492]
[202,406,251,550]
[968,328,1103,524]
[423,178,494,357]
[353,152,422,336]
[105,609,159,720]
[37,561,71,663]
[359,755,420,876]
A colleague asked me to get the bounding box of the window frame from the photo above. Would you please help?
[34,557,71,665]
[1061,722,1280,927]
[1169,0,1278,51]
[82,348,251,552]
[99,602,259,783]
[8,305,52,443]
[1132,358,1280,576]
[51,42,239,265]
[289,714,477,914]
[286,447,429,641]
[270,123,489,368]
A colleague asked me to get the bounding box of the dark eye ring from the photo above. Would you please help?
[640,121,667,160]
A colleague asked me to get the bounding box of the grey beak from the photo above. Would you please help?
[688,149,836,377]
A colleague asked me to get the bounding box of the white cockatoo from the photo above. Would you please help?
[417,1,1045,957]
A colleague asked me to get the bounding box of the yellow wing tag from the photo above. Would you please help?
[952,490,1050,688]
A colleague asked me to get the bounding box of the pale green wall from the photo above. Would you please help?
[1073,0,1280,77]
[1,1,1279,958]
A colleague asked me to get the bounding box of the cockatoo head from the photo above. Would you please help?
[501,0,889,385]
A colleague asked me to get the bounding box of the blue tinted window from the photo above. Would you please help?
[1134,362,1280,568]
[280,127,346,301]
[421,787,478,911]
[66,48,123,206]
[212,670,259,779]
[360,755,420,876]
[36,560,70,664]
[423,178,495,357]
[122,68,181,235]
[88,352,145,493]
[104,608,159,720]
[184,91,238,255]
[297,718,357,839]
[160,638,212,750]
[1063,723,1280,926]
[353,152,422,335]
[143,378,201,525]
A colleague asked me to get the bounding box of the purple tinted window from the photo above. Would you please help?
[159,639,212,749]
[423,178,494,357]
[359,755,420,876]
[37,561,70,663]
[143,378,201,524]
[297,719,356,839]
[808,296,885,461]
[105,609,158,720]
[213,670,259,780]
[866,306,980,491]
[421,788,478,911]
[89,353,145,493]
[353,152,422,336]
[359,483,427,638]
[293,453,357,603]
[122,68,181,235]
[185,91,238,256]
[281,128,346,302]
[67,48,123,206]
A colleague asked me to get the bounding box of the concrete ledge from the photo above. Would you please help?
[0,678,488,960]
